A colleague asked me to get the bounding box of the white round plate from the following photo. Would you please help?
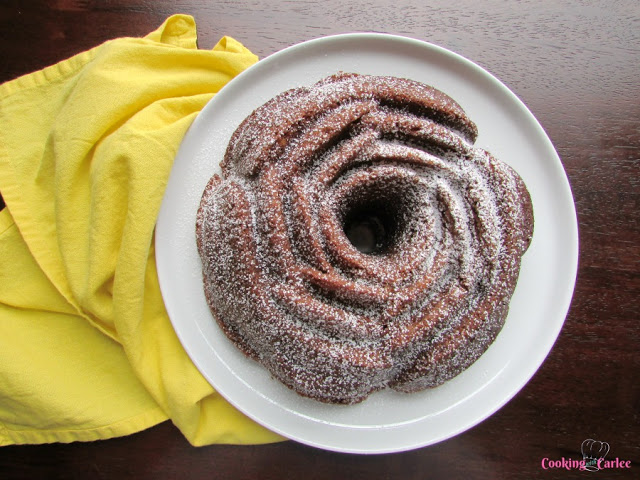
[155,33,578,454]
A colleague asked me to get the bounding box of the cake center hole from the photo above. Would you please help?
[343,208,394,255]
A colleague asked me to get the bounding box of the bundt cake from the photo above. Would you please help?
[195,72,534,404]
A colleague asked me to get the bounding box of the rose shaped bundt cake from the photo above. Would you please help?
[195,73,534,404]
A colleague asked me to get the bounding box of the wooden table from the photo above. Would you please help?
[1,1,638,478]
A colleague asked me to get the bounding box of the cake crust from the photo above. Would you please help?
[196,73,534,404]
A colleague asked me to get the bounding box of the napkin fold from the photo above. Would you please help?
[0,14,282,446]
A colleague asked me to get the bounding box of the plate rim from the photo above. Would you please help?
[155,32,579,454]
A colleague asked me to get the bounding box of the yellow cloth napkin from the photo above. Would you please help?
[0,14,282,446]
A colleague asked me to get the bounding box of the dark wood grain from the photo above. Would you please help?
[1,1,639,478]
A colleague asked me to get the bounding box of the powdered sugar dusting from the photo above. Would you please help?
[196,72,533,404]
